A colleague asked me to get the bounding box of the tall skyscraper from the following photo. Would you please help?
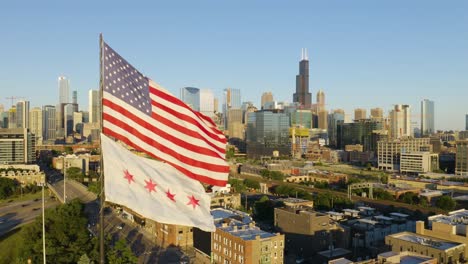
[58,76,70,104]
[64,104,76,136]
[88,89,101,124]
[293,48,311,108]
[29,107,43,143]
[8,106,16,129]
[370,108,383,121]
[421,99,435,136]
[465,114,468,131]
[0,128,36,164]
[16,100,30,129]
[354,108,367,121]
[199,89,214,118]
[328,109,345,148]
[318,110,328,130]
[42,105,56,142]
[390,104,412,139]
[261,92,274,109]
[180,87,200,111]
[223,88,241,129]
[316,90,325,112]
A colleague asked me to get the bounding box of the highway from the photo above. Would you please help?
[0,196,60,237]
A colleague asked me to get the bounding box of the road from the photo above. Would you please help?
[49,178,97,203]
[0,196,60,237]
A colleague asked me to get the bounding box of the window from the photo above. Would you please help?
[274,241,277,248]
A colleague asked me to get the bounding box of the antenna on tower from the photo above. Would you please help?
[301,48,304,60]
[305,48,308,60]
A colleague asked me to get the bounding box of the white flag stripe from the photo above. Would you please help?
[149,80,224,139]
[102,120,228,182]
[149,80,225,140]
[104,91,227,154]
[102,134,215,232]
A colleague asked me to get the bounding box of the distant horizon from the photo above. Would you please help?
[1,1,467,130]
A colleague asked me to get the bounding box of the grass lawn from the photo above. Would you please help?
[0,227,25,263]
[0,192,42,206]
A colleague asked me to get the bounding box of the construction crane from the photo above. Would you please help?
[5,96,26,107]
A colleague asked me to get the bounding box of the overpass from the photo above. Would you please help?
[48,179,97,204]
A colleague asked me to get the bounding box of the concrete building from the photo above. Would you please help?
[390,104,412,139]
[29,107,43,144]
[400,152,439,175]
[246,111,290,158]
[8,106,16,129]
[0,128,36,164]
[0,169,45,185]
[318,110,328,130]
[58,76,70,105]
[293,48,311,109]
[385,232,465,264]
[16,100,30,129]
[195,208,285,264]
[377,138,431,171]
[274,207,347,261]
[261,92,274,110]
[370,108,383,122]
[316,90,325,112]
[88,89,100,124]
[354,108,367,121]
[455,140,468,176]
[210,193,241,209]
[73,112,84,135]
[421,99,435,136]
[199,89,215,118]
[418,209,468,259]
[152,221,194,248]
[227,108,243,139]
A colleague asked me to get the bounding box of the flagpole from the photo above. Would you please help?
[99,33,106,264]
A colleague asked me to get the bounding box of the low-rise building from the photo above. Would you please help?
[400,152,439,175]
[194,208,285,264]
[274,207,348,261]
[276,197,314,208]
[385,231,465,264]
[210,193,241,209]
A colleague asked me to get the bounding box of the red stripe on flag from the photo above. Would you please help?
[102,106,228,172]
[103,128,228,186]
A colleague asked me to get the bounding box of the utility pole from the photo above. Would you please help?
[63,156,66,203]
[41,181,46,264]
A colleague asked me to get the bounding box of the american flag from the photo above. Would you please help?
[102,42,228,186]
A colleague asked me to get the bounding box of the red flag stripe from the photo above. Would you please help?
[103,110,228,172]
[103,129,228,187]
[149,86,226,142]
[148,83,224,138]
[103,98,225,159]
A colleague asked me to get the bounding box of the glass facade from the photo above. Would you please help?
[180,87,200,111]
[421,99,435,136]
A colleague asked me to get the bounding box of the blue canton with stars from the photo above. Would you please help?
[103,43,151,116]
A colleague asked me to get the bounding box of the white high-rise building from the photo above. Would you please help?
[29,107,43,144]
[88,89,100,124]
[421,99,435,136]
[16,100,30,129]
[390,104,412,139]
[199,89,214,118]
[58,76,70,104]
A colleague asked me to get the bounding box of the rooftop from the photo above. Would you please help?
[391,232,462,250]
[429,209,468,226]
[211,208,277,241]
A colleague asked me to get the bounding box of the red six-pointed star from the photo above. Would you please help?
[123,169,135,184]
[165,189,176,202]
[144,179,157,193]
[186,195,200,209]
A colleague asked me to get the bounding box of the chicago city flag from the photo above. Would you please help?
[101,41,228,187]
[101,134,215,232]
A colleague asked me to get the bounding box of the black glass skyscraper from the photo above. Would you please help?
[293,48,311,108]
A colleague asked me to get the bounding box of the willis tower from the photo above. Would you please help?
[293,48,311,108]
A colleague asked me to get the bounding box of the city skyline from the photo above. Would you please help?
[0,1,467,130]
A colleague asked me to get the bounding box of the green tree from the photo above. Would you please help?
[269,171,285,181]
[374,188,395,201]
[436,196,457,211]
[106,239,138,264]
[0,177,18,199]
[78,253,94,264]
[399,192,420,205]
[244,179,260,190]
[380,174,389,184]
[228,178,246,193]
[88,182,101,196]
[65,146,74,154]
[19,199,94,263]
[66,167,84,181]
[253,196,275,221]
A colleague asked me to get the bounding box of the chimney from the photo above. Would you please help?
[416,221,425,235]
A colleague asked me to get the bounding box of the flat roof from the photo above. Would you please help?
[278,197,312,203]
[401,255,434,264]
[429,209,468,226]
[375,215,393,221]
[342,209,360,214]
[358,206,375,211]
[327,211,344,216]
[390,212,409,218]
[392,233,462,250]
[318,248,351,258]
[212,208,277,241]
[329,258,353,264]
[358,219,379,225]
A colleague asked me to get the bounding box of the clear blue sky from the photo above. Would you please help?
[1,1,467,130]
